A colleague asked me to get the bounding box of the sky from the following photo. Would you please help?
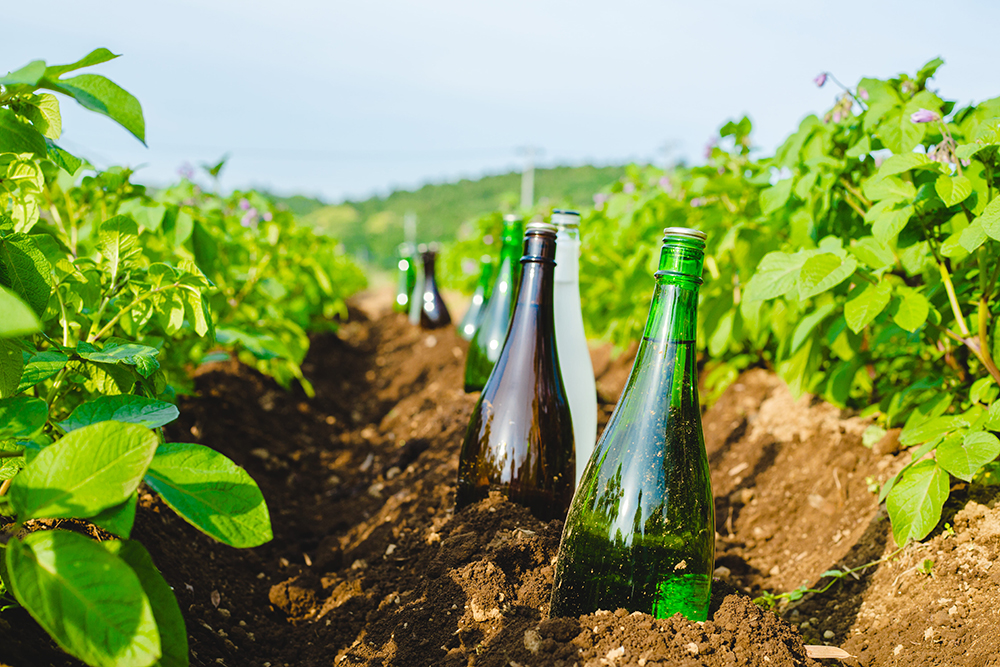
[5,1,999,203]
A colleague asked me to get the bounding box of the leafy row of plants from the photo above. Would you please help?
[0,50,363,667]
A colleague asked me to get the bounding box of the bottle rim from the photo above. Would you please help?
[552,210,581,228]
[526,221,558,234]
[503,214,523,223]
[662,227,707,242]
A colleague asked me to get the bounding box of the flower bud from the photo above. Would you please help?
[814,73,828,87]
[910,109,940,124]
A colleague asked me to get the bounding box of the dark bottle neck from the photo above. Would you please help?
[513,227,557,316]
[422,251,438,287]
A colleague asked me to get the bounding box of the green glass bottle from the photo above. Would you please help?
[458,254,494,340]
[549,227,714,622]
[393,243,417,314]
[464,215,524,392]
[455,222,575,521]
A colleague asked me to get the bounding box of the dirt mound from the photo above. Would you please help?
[4,292,1000,667]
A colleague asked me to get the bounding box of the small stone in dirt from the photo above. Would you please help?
[524,629,542,653]
[714,565,732,578]
[385,544,397,556]
[211,590,221,608]
[823,630,834,639]
[606,646,625,660]
[250,448,270,460]
[386,466,401,479]
[424,335,437,347]
[359,453,374,472]
[686,643,699,655]
[368,482,385,497]
[351,559,368,570]
[894,644,904,655]
[218,608,231,619]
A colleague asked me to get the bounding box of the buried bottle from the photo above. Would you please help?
[455,222,575,521]
[552,209,598,484]
[393,243,417,314]
[414,245,451,329]
[549,227,714,621]
[464,215,524,392]
[458,254,494,340]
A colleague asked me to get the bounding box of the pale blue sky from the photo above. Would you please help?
[5,1,999,202]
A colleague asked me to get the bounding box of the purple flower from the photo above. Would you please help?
[858,87,869,101]
[658,176,672,192]
[238,198,251,211]
[910,109,941,124]
[623,182,636,194]
[263,211,273,222]
[593,193,610,211]
[704,139,717,160]
[240,207,258,228]
[832,109,844,123]
[814,73,828,87]
[178,163,195,180]
[690,197,706,208]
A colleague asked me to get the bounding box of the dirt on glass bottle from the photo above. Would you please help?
[549,227,715,621]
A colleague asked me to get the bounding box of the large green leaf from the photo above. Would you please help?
[797,253,857,300]
[96,216,141,282]
[891,287,930,333]
[844,280,892,333]
[0,233,54,316]
[759,178,793,215]
[0,285,41,338]
[43,73,145,145]
[145,442,272,548]
[117,541,189,667]
[0,339,24,398]
[0,396,47,439]
[16,350,68,393]
[0,60,46,86]
[978,196,1000,241]
[60,395,179,433]
[872,204,914,245]
[6,530,160,667]
[0,108,48,156]
[745,251,811,301]
[90,493,138,539]
[937,431,1000,482]
[9,421,159,520]
[45,139,83,175]
[77,341,161,378]
[934,174,972,207]
[887,459,949,544]
[875,152,939,179]
[900,414,969,447]
[959,219,987,253]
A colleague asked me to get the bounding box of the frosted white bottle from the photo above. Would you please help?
[552,210,597,485]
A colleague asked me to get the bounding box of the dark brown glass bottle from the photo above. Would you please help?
[455,222,575,521]
[416,246,451,329]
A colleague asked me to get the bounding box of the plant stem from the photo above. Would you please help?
[839,176,872,208]
[87,283,188,343]
[939,261,971,338]
[0,451,25,459]
[0,479,10,496]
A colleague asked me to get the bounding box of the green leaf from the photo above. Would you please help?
[45,49,120,78]
[0,339,24,398]
[0,60,46,86]
[0,108,48,156]
[6,530,160,667]
[145,442,272,548]
[877,108,925,154]
[759,178,794,215]
[708,311,733,357]
[850,237,895,272]
[0,285,41,338]
[790,303,835,353]
[78,342,160,379]
[43,74,145,145]
[935,174,972,207]
[0,233,54,316]
[745,251,811,301]
[16,350,68,393]
[970,377,997,406]
[891,287,931,333]
[960,219,988,252]
[844,281,892,333]
[875,153,940,179]
[887,460,949,544]
[797,253,857,300]
[9,421,159,520]
[90,493,138,539]
[937,431,1000,482]
[60,395,178,433]
[977,196,1000,241]
[0,396,47,439]
[872,205,914,245]
[900,414,968,447]
[45,139,83,175]
[96,216,141,280]
[845,135,871,159]
[985,400,1000,431]
[117,541,188,667]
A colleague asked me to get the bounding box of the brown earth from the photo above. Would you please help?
[3,293,1000,667]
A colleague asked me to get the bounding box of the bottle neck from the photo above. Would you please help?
[510,230,557,331]
[554,226,580,284]
[644,239,704,342]
[422,253,438,286]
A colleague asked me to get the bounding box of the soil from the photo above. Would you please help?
[3,290,1000,667]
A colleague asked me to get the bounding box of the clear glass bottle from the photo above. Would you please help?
[549,227,714,621]
[552,210,598,485]
[459,254,494,340]
[455,221,575,521]
[464,215,524,392]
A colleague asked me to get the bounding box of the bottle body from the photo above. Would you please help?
[417,248,451,329]
[456,223,575,521]
[550,228,714,621]
[464,216,524,392]
[408,243,427,325]
[393,243,417,314]
[552,211,598,485]
[459,255,494,340]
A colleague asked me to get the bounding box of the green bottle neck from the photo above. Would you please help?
[643,239,704,343]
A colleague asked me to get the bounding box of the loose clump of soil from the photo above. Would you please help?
[3,291,1000,667]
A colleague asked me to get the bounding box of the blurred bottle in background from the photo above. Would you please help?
[464,215,524,392]
[458,254,494,340]
[393,242,417,314]
[416,244,451,329]
[456,222,575,520]
[552,209,597,484]
[408,243,427,325]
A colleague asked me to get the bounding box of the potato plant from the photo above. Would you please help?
[0,49,361,667]
[577,59,1000,547]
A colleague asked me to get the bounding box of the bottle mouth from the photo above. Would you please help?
[662,227,707,242]
[552,210,581,228]
[526,221,558,234]
[504,214,523,223]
